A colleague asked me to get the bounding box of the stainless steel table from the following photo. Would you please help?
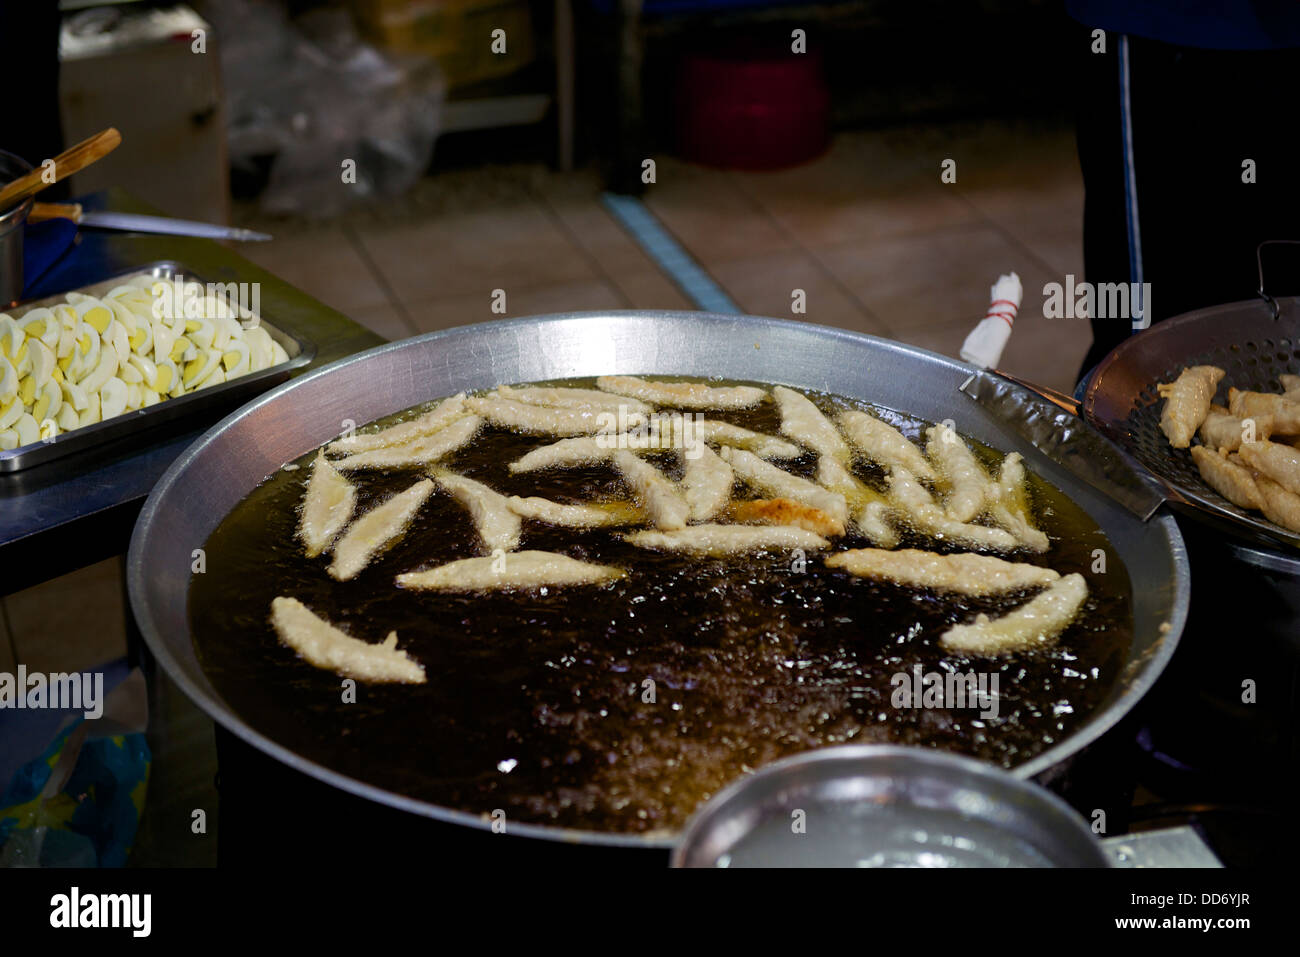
[0,189,384,595]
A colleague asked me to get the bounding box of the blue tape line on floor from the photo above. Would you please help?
[601,193,741,314]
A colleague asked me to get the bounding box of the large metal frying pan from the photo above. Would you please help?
[127,311,1190,848]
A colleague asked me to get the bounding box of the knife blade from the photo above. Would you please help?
[76,211,272,242]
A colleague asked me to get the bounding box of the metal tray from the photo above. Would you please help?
[1,261,315,472]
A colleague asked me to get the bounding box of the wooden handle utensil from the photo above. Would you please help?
[0,128,121,211]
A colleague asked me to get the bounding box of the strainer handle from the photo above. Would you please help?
[1255,239,1300,320]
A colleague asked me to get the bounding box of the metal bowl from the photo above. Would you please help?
[672,744,1111,867]
[127,311,1190,848]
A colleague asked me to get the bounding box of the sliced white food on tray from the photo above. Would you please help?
[326,393,467,454]
[596,375,767,410]
[826,547,1060,596]
[940,572,1088,656]
[719,445,849,526]
[328,478,435,580]
[613,449,690,530]
[299,449,357,557]
[624,523,829,556]
[506,495,641,528]
[331,415,482,471]
[396,550,625,590]
[432,469,522,553]
[269,596,425,684]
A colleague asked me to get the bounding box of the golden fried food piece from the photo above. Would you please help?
[986,452,1049,552]
[825,548,1059,595]
[613,449,690,530]
[397,551,625,590]
[623,524,829,556]
[1198,403,1272,452]
[431,469,522,553]
[505,496,640,528]
[328,478,435,581]
[1238,440,1300,496]
[1254,474,1300,534]
[331,415,482,470]
[940,573,1089,656]
[680,442,734,521]
[839,409,936,481]
[299,450,356,558]
[596,375,767,410]
[729,497,845,538]
[719,446,849,525]
[326,393,466,454]
[924,424,994,523]
[1158,366,1225,448]
[270,597,425,684]
[1228,388,1300,434]
[772,385,851,461]
[1190,445,1263,509]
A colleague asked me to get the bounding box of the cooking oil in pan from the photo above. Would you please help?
[189,378,1133,835]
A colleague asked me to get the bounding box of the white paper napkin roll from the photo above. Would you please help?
[960,272,1023,369]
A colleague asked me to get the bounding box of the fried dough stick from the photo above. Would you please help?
[1190,445,1264,509]
[1254,474,1300,533]
[506,496,640,528]
[331,415,482,471]
[1199,404,1271,453]
[825,548,1060,595]
[596,375,767,410]
[728,497,844,538]
[431,469,522,553]
[925,424,995,523]
[986,453,1050,553]
[624,524,829,556]
[1228,388,1300,434]
[680,442,734,521]
[1158,366,1225,448]
[772,385,851,461]
[299,450,356,558]
[270,597,425,684]
[940,573,1089,656]
[326,393,466,455]
[466,395,609,436]
[1238,440,1300,496]
[613,449,690,530]
[719,446,849,525]
[328,478,435,581]
[887,469,1018,551]
[396,551,624,590]
[838,409,935,481]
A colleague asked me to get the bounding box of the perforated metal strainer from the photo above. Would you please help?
[1082,294,1300,550]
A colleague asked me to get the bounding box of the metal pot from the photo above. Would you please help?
[0,150,35,306]
[127,311,1190,849]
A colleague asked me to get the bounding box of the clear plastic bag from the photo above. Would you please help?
[209,0,444,218]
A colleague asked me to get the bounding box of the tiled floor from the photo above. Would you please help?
[4,117,1093,864]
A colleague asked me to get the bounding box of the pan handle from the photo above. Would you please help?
[1255,239,1300,320]
[958,368,1173,521]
